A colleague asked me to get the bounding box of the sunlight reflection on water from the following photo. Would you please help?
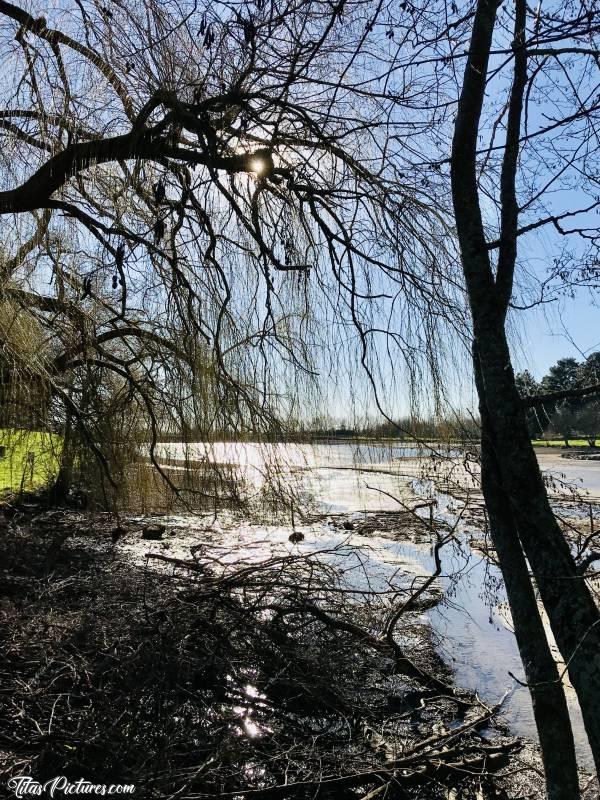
[151,440,598,768]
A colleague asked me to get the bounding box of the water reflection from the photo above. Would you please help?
[152,440,598,766]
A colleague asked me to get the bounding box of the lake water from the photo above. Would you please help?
[537,450,600,498]
[156,439,600,505]
[153,440,600,769]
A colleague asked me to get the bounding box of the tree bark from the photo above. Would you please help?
[472,324,600,773]
[451,0,600,776]
[49,411,75,505]
[475,348,580,799]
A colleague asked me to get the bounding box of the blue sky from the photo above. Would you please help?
[517,297,600,379]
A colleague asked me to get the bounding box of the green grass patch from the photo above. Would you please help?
[532,438,596,448]
[0,428,62,495]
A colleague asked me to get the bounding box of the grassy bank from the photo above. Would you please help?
[532,439,598,448]
[0,428,62,494]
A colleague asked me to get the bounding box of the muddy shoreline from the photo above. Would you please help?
[3,503,597,798]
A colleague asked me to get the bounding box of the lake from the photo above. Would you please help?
[153,440,600,768]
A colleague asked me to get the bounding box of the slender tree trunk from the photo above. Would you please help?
[475,349,580,799]
[472,320,600,772]
[49,411,74,505]
[451,0,600,775]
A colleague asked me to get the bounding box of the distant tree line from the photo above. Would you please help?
[516,354,600,446]
[303,414,481,442]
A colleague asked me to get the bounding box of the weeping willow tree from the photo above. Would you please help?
[0,296,61,494]
[0,297,50,427]
[0,0,463,509]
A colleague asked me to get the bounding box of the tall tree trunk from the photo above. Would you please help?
[472,325,600,772]
[451,0,600,775]
[475,348,580,799]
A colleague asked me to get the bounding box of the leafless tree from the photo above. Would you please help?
[450,0,600,795]
[0,0,463,503]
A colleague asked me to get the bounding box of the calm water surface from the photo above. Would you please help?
[156,440,599,767]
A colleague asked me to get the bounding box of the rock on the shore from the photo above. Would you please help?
[142,524,167,540]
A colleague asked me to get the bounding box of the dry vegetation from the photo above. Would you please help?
[0,505,540,800]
